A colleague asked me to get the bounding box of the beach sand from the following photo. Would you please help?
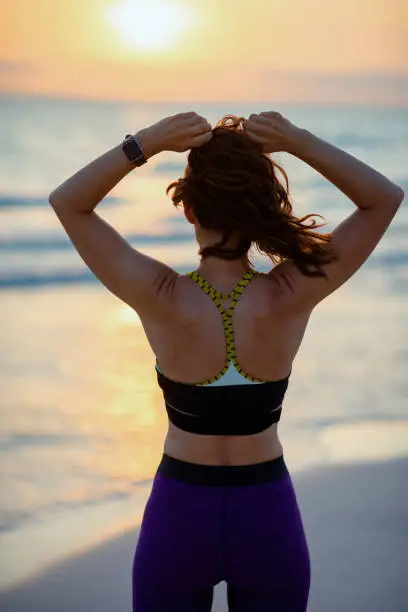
[1,458,407,612]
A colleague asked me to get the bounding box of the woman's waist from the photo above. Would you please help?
[163,422,283,466]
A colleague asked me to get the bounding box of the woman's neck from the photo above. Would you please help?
[196,256,252,281]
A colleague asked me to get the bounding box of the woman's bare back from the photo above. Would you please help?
[140,270,312,465]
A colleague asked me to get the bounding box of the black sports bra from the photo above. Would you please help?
[155,270,291,436]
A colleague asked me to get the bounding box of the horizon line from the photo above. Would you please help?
[1,91,408,110]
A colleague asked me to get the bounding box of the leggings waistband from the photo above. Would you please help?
[157,453,288,486]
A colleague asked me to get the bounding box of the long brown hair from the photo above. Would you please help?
[166,115,336,277]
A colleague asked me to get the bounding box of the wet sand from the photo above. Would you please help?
[1,457,407,612]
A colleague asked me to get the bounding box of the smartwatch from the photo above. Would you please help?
[122,134,147,167]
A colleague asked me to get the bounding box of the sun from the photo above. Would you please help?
[105,0,194,53]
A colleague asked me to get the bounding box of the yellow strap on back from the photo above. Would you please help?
[187,270,260,385]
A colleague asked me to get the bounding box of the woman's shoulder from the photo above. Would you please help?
[257,263,316,317]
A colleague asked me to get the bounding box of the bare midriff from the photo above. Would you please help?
[163,421,283,466]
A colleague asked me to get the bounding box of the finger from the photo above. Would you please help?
[243,130,265,146]
[260,111,282,118]
[194,113,210,124]
[188,120,212,136]
[246,113,271,126]
[248,113,269,122]
[180,111,198,119]
[179,111,209,126]
[172,112,198,127]
[243,118,267,137]
[189,131,213,148]
[180,117,211,137]
[183,116,211,130]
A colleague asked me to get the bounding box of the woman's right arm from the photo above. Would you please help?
[245,113,405,308]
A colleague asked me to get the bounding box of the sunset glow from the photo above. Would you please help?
[1,0,406,104]
[105,0,194,53]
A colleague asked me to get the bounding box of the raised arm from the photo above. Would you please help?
[244,112,405,308]
[49,112,212,319]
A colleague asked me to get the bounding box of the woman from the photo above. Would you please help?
[49,111,404,611]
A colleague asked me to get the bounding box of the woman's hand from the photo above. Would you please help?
[243,111,303,154]
[137,112,213,157]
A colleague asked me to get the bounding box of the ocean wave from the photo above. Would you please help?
[0,433,94,452]
[1,254,405,291]
[0,194,123,209]
[370,249,408,269]
[0,230,193,251]
[0,270,97,289]
[0,262,197,290]
[334,131,394,148]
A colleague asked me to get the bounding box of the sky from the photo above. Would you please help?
[1,0,407,105]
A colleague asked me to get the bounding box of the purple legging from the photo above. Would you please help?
[132,453,310,611]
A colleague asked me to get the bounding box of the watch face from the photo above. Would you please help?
[123,136,146,166]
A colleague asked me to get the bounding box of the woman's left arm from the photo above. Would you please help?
[49,112,212,319]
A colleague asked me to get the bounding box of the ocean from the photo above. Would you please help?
[1,94,407,589]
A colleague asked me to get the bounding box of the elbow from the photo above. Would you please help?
[396,186,405,205]
[48,190,65,213]
[384,185,405,211]
[48,191,66,217]
[48,191,57,208]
